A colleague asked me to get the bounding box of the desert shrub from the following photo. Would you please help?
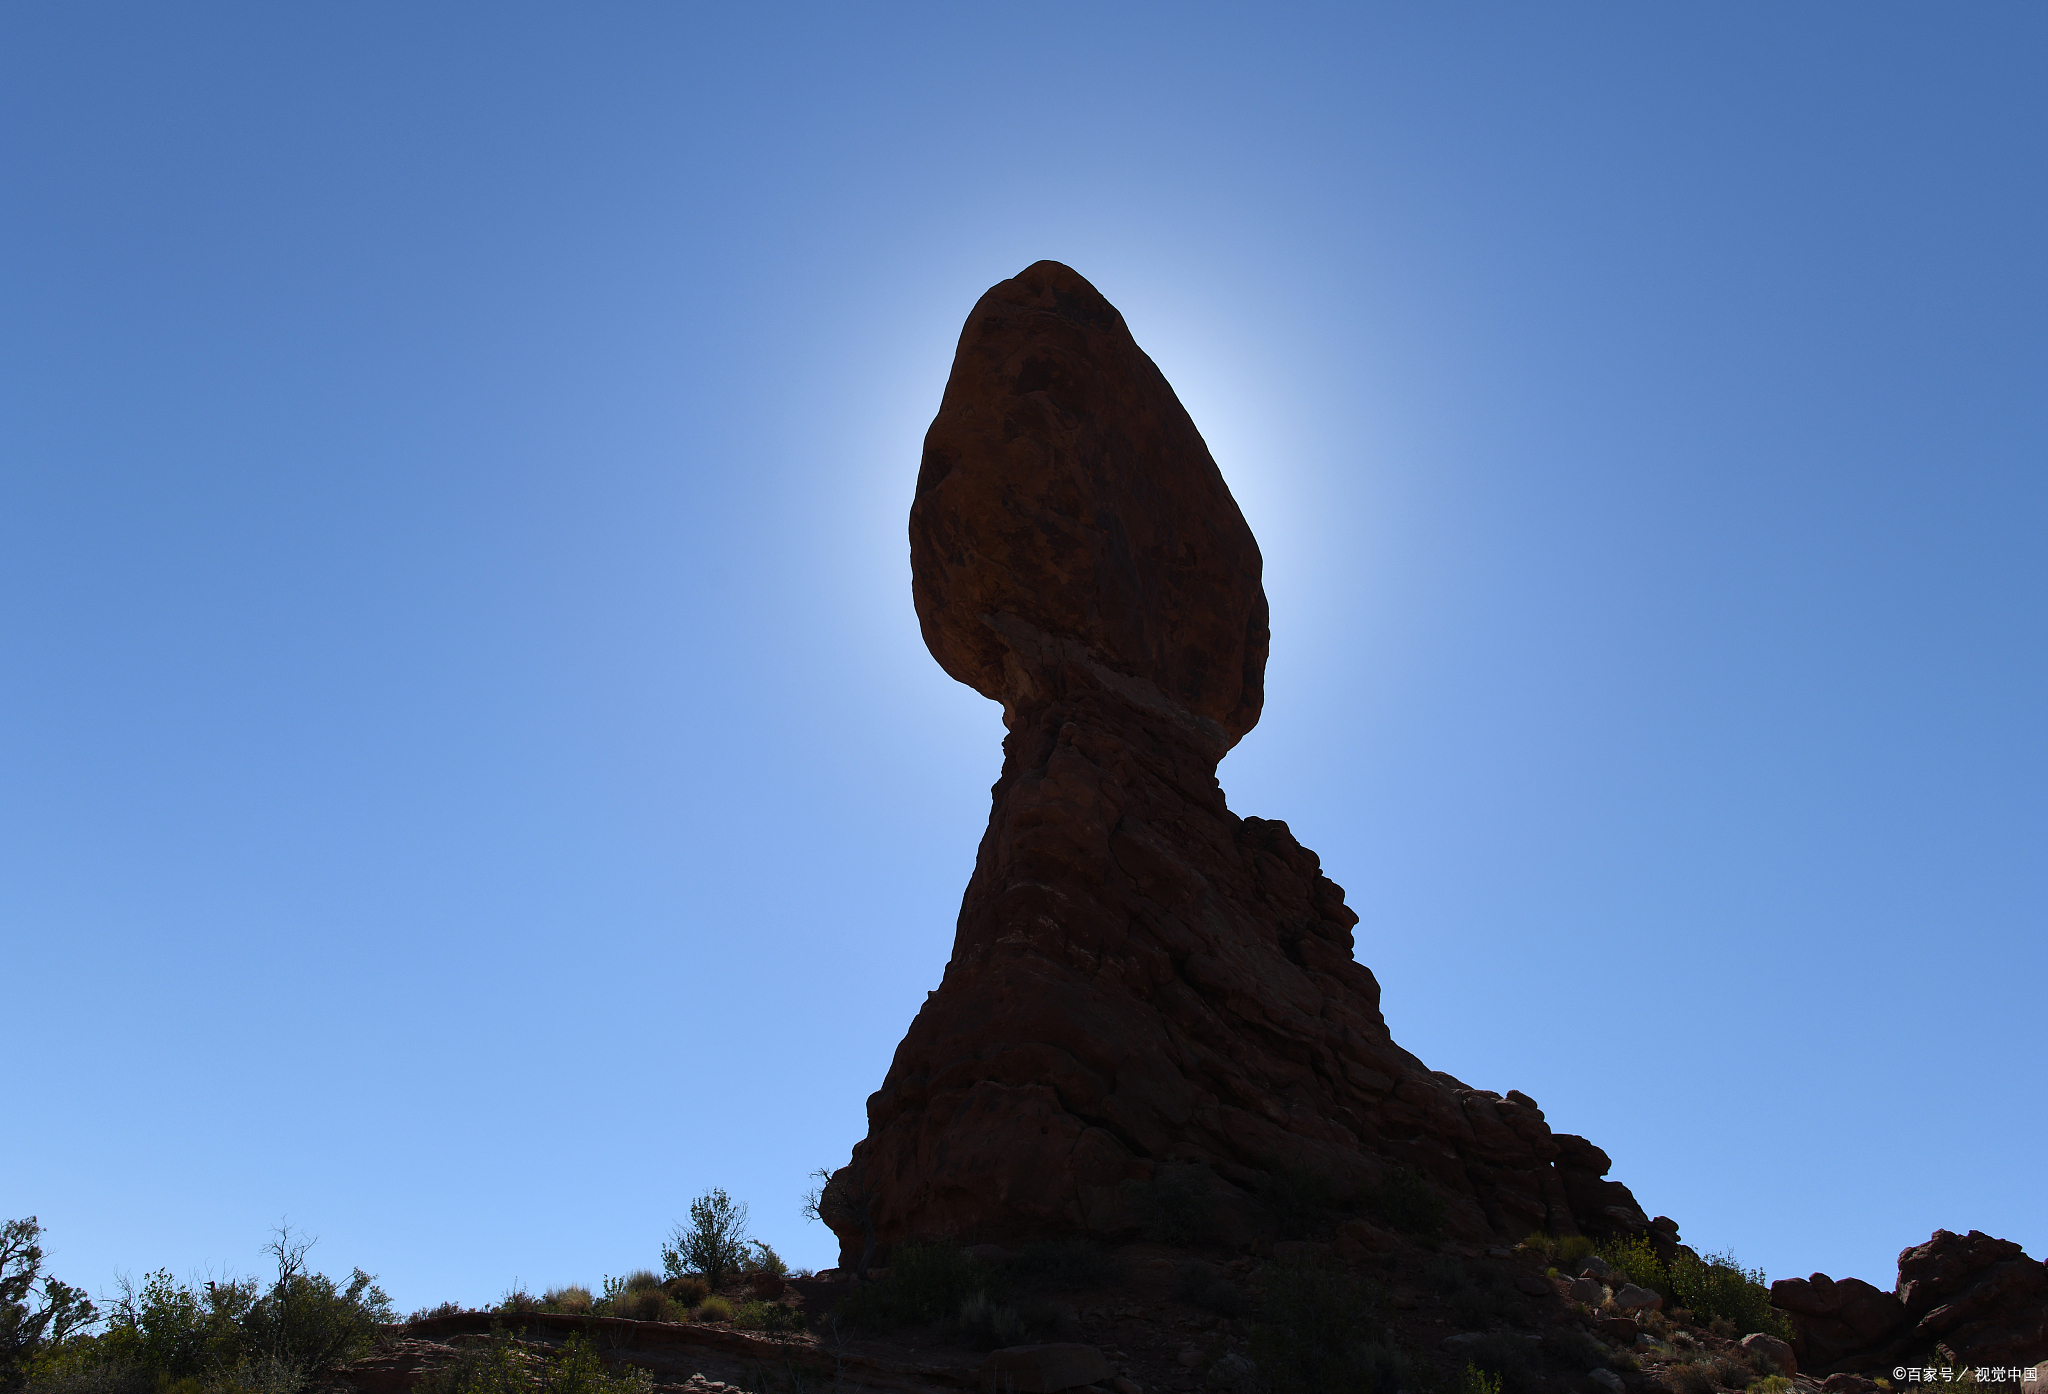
[1749,1378,1793,1394]
[415,1329,651,1394]
[949,1293,1029,1351]
[659,1277,708,1308]
[1009,1240,1111,1293]
[90,1230,390,1394]
[499,1291,540,1316]
[1259,1166,1343,1241]
[1461,1365,1503,1394]
[691,1296,732,1324]
[609,1289,674,1324]
[730,1301,803,1335]
[1124,1164,1216,1247]
[540,1289,590,1317]
[662,1192,749,1293]
[1598,1235,1671,1298]
[1461,1335,1541,1394]
[1667,1362,1717,1394]
[1669,1251,1787,1340]
[1175,1264,1243,1318]
[1556,1235,1595,1267]
[1517,1234,1558,1261]
[882,1243,990,1325]
[741,1245,786,1282]
[1248,1259,1386,1394]
[406,1303,464,1324]
[1361,1167,1445,1242]
[619,1273,659,1295]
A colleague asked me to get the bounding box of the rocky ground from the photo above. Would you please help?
[338,1227,2048,1394]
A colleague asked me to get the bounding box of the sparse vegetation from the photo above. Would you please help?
[692,1295,732,1324]
[413,1328,651,1394]
[1668,1250,1789,1340]
[1460,1363,1503,1394]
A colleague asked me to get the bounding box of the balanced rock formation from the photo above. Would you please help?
[823,261,1655,1262]
[1773,1230,2048,1373]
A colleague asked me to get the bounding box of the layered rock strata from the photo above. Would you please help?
[824,260,1654,1262]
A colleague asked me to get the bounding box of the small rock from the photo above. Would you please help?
[1739,1334,1796,1377]
[982,1345,1115,1393]
[1176,1349,1204,1370]
[1514,1272,1553,1296]
[1577,1257,1618,1282]
[1207,1353,1256,1390]
[1612,1284,1663,1315]
[1590,1371,1627,1394]
[1567,1278,1611,1307]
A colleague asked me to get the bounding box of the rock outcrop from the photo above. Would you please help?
[824,260,1655,1262]
[1772,1230,2048,1372]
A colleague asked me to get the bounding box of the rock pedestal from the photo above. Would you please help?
[824,261,1652,1260]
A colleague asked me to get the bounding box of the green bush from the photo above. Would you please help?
[658,1277,708,1308]
[1248,1259,1386,1394]
[1460,1335,1541,1394]
[608,1289,674,1324]
[662,1192,749,1293]
[1668,1251,1787,1339]
[1361,1167,1445,1242]
[4,1219,98,1394]
[1555,1235,1595,1267]
[1461,1363,1503,1394]
[692,1296,732,1324]
[76,1229,389,1394]
[730,1301,803,1335]
[1124,1164,1216,1247]
[1598,1235,1671,1298]
[414,1329,651,1394]
[539,1288,590,1317]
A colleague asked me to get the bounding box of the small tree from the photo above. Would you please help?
[1,1217,97,1392]
[662,1191,749,1293]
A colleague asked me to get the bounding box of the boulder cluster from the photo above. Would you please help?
[1772,1230,2048,1373]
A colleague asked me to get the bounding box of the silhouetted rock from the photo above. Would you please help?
[823,261,1655,1261]
[1772,1230,2048,1373]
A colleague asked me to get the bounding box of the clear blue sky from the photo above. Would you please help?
[4,4,2042,1313]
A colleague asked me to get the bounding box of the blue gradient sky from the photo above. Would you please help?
[4,5,2042,1312]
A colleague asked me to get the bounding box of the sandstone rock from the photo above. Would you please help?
[1741,1333,1797,1377]
[824,260,1657,1259]
[1577,1257,1619,1283]
[1590,1370,1627,1394]
[1820,1376,1877,1394]
[1513,1271,1554,1297]
[983,1343,1113,1393]
[1568,1278,1612,1307]
[1614,1283,1663,1315]
[1333,1219,1398,1262]
[1772,1232,2048,1373]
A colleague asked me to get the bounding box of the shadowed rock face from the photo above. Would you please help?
[909,261,1268,750]
[825,261,1650,1260]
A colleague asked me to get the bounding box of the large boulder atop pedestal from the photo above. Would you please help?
[822,261,1655,1264]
